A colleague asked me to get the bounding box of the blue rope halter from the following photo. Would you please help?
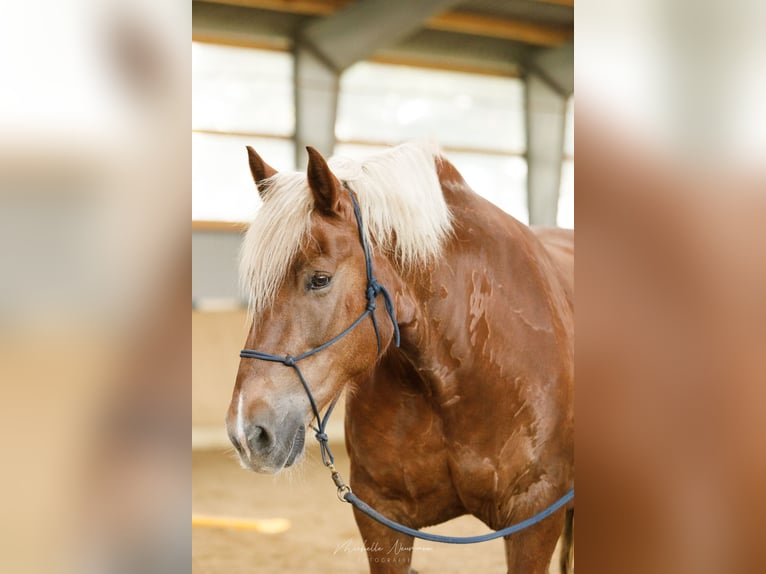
[240,188,573,544]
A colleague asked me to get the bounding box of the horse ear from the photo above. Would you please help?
[246,146,277,199]
[306,146,340,214]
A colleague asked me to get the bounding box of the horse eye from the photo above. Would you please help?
[309,273,332,290]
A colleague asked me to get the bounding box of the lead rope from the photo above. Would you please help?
[240,189,573,543]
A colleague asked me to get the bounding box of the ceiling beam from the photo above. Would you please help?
[301,0,463,72]
[533,0,574,7]
[370,53,520,78]
[199,0,572,46]
[200,0,351,15]
[527,43,574,96]
[428,11,570,47]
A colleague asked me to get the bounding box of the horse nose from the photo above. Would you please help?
[227,417,275,457]
[244,422,274,456]
[226,407,275,459]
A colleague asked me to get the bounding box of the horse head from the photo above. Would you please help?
[227,146,403,473]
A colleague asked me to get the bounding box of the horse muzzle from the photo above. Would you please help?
[227,407,306,473]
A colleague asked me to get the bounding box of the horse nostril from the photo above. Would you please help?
[247,425,273,454]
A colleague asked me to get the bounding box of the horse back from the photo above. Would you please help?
[531,226,574,303]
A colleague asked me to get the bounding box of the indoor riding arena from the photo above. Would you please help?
[192,1,573,572]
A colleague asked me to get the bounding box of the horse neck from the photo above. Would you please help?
[378,166,477,396]
[386,157,550,401]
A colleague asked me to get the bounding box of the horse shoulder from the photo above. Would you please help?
[345,353,465,527]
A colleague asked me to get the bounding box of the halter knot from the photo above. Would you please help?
[314,431,329,443]
[366,282,381,312]
[282,356,296,367]
[367,281,381,300]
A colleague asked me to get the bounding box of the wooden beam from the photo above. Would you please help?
[192,36,520,78]
[370,53,520,78]
[199,0,572,46]
[192,128,292,140]
[428,11,570,47]
[533,0,574,7]
[200,0,349,15]
[192,220,248,232]
[192,33,288,51]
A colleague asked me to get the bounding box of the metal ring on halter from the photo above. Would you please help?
[337,484,352,502]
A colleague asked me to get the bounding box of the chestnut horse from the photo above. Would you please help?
[227,142,574,573]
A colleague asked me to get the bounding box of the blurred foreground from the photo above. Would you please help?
[577,1,766,572]
[0,1,189,573]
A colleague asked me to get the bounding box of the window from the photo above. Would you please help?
[337,62,528,222]
[193,47,541,226]
[192,133,294,221]
[338,63,524,152]
[193,42,293,135]
[192,42,294,221]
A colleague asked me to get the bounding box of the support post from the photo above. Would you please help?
[525,44,572,226]
[293,41,339,168]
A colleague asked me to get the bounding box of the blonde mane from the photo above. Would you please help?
[239,141,452,314]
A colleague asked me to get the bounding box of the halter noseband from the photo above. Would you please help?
[239,188,399,469]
